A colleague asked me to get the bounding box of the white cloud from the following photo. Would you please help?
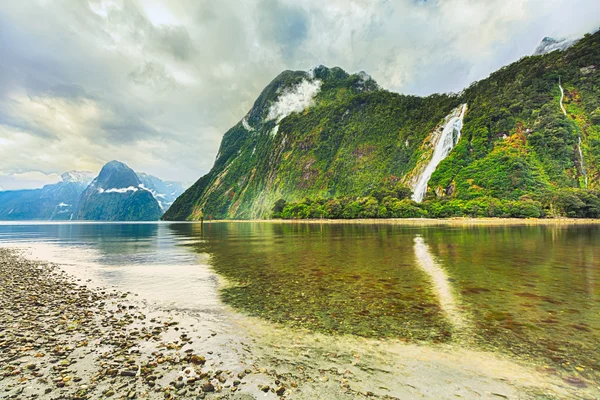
[0,171,61,191]
[266,79,322,122]
[98,186,139,193]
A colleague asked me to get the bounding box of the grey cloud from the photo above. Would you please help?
[256,0,309,60]
[129,62,179,91]
[0,0,599,188]
[45,84,95,101]
[100,115,162,142]
[152,25,194,61]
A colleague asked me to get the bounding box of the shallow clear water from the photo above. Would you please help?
[0,221,598,381]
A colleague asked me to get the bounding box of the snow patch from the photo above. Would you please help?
[61,171,94,184]
[270,125,279,136]
[267,79,322,122]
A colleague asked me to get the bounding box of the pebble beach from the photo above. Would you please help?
[0,248,285,400]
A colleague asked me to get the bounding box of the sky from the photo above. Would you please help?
[0,0,599,190]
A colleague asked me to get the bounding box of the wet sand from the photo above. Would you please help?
[1,247,598,399]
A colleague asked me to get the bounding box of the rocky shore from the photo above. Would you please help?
[0,249,285,400]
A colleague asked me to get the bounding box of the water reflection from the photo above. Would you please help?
[177,222,600,381]
[413,235,470,334]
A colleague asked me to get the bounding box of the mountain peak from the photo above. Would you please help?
[94,161,140,189]
[242,66,379,131]
[533,36,578,55]
[77,160,162,221]
[103,160,129,170]
[61,171,94,185]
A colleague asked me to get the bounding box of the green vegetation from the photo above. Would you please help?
[272,188,600,219]
[164,31,600,221]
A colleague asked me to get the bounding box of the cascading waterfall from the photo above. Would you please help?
[559,79,588,189]
[412,104,467,203]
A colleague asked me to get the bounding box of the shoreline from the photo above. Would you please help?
[1,217,599,226]
[199,217,600,226]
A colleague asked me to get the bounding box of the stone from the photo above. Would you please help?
[201,382,215,393]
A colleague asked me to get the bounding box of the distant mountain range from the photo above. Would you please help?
[0,161,185,221]
[0,171,93,220]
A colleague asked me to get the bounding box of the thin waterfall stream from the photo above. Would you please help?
[560,79,588,188]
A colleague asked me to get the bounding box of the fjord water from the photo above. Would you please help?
[0,221,598,383]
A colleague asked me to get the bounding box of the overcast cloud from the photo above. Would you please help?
[0,0,598,190]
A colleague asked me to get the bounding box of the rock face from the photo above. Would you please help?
[164,30,600,221]
[0,171,93,220]
[76,161,162,221]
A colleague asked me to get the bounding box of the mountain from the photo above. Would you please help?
[0,171,93,220]
[164,30,600,220]
[533,36,578,55]
[136,173,185,212]
[76,161,162,221]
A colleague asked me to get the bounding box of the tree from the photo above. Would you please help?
[272,199,287,218]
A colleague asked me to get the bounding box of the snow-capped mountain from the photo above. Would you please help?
[77,161,162,221]
[136,173,185,212]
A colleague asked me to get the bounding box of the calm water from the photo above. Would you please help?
[0,221,598,381]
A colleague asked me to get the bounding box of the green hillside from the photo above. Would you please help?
[164,30,600,221]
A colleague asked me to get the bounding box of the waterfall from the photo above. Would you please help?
[559,79,588,189]
[558,79,567,116]
[412,104,467,203]
[578,137,588,189]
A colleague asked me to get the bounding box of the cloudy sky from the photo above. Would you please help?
[0,0,599,190]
